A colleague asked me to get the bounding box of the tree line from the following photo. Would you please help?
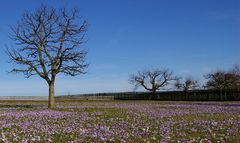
[129,65,240,94]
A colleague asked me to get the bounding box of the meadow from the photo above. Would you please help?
[0,100,239,143]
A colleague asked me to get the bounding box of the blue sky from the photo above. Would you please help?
[0,0,239,96]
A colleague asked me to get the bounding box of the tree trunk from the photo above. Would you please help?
[151,90,157,100]
[185,91,189,101]
[48,81,55,108]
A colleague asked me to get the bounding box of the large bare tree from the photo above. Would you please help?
[6,5,88,108]
[129,69,177,93]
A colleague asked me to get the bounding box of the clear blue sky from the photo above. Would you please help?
[0,0,239,96]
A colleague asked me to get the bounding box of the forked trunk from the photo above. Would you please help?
[48,81,55,108]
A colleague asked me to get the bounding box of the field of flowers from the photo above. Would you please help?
[0,101,239,143]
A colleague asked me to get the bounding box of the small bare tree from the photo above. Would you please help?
[174,77,199,91]
[6,5,88,108]
[174,77,199,100]
[129,69,177,93]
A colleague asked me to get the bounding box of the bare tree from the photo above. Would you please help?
[205,71,229,90]
[174,77,199,100]
[174,77,199,91]
[6,5,88,108]
[129,69,177,93]
[204,70,239,90]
